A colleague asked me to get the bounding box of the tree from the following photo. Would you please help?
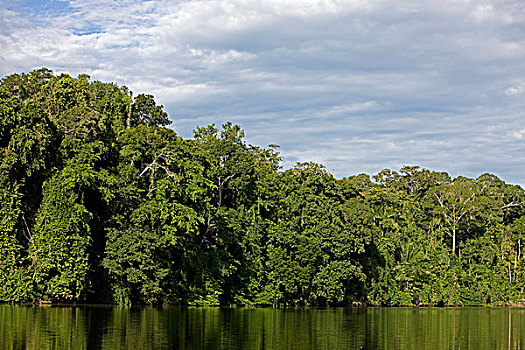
[429,177,480,255]
[131,94,170,127]
[262,163,368,305]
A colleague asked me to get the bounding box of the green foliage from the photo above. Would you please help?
[1,68,525,306]
[31,166,93,301]
[262,163,367,305]
[131,94,170,127]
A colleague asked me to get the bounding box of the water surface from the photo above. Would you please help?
[1,305,524,349]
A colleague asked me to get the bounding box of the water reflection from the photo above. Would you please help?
[1,305,524,349]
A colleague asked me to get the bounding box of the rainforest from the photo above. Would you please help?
[1,69,524,306]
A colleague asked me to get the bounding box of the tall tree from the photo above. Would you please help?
[429,177,480,255]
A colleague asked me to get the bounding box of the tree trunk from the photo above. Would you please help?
[452,226,456,255]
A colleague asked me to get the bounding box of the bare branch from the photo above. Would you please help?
[501,203,521,210]
[139,166,152,177]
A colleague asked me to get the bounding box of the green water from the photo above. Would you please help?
[1,305,524,349]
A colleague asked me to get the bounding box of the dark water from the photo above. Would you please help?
[1,305,524,349]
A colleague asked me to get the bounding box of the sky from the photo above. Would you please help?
[1,0,525,184]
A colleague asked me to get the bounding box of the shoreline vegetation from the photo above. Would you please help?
[3,301,525,308]
[2,69,525,307]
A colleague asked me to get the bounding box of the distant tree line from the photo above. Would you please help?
[1,69,525,306]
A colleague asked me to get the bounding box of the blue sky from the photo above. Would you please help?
[1,0,525,184]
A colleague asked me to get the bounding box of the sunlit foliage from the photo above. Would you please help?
[1,70,525,306]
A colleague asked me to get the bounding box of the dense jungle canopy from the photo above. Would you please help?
[1,69,525,306]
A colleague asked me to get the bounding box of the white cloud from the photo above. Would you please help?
[471,4,495,22]
[505,82,525,96]
[510,129,525,140]
[319,101,379,116]
[1,0,525,184]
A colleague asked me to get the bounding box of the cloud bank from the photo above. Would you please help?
[2,0,525,183]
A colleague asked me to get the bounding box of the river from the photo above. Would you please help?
[1,305,524,349]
